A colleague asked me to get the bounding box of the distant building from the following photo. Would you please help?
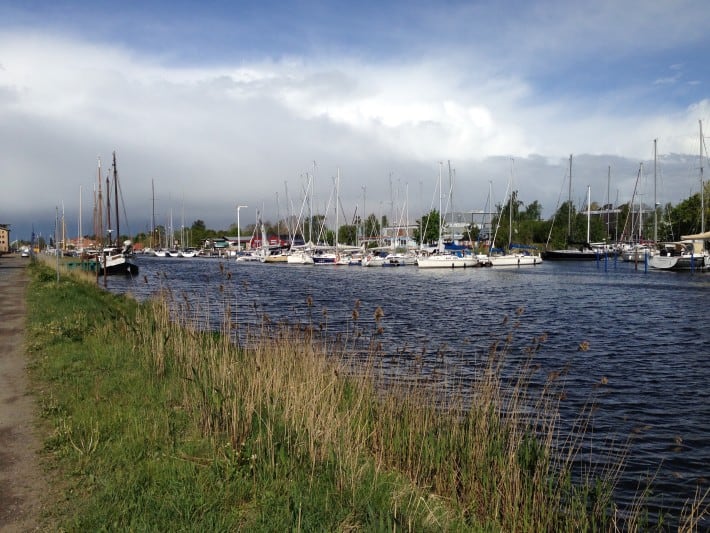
[65,236,98,251]
[0,224,10,254]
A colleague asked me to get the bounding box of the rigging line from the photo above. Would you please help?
[293,173,311,244]
[420,167,441,246]
[620,164,643,242]
[545,168,569,247]
[491,177,512,251]
[315,177,336,244]
[116,176,132,241]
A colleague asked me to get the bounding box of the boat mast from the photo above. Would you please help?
[275,191,281,247]
[638,162,644,242]
[310,161,315,244]
[567,154,572,242]
[700,120,705,234]
[606,165,611,242]
[181,197,186,249]
[151,179,156,250]
[654,139,658,243]
[335,168,340,250]
[406,182,410,250]
[112,151,120,246]
[96,157,103,248]
[78,185,82,253]
[438,162,443,251]
[284,181,292,245]
[488,180,493,252]
[105,169,112,246]
[448,161,454,239]
[586,185,591,244]
[508,158,514,249]
[362,185,366,246]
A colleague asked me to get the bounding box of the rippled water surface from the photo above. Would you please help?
[107,256,710,525]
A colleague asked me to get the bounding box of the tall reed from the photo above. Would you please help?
[135,287,638,530]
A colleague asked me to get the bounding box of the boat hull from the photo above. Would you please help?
[263,254,288,263]
[541,249,607,260]
[312,253,336,265]
[287,251,314,264]
[97,254,139,275]
[386,254,418,266]
[648,254,707,271]
[362,255,386,267]
[417,255,477,268]
[489,254,542,267]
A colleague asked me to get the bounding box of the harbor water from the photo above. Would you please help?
[105,255,710,527]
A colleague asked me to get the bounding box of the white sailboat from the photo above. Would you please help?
[287,250,314,264]
[620,142,660,262]
[417,162,477,268]
[237,213,268,262]
[650,121,709,271]
[488,161,542,267]
[312,168,342,265]
[286,166,316,264]
[648,240,707,270]
[362,249,388,267]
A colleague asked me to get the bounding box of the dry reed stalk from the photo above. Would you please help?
[136,288,644,530]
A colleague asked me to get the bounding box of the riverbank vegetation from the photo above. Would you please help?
[25,261,706,530]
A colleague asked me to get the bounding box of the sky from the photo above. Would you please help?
[1,0,709,243]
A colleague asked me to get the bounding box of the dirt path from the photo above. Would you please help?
[0,255,46,532]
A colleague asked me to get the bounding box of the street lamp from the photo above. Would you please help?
[236,205,248,253]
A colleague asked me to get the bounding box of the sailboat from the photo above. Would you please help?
[649,121,709,271]
[619,142,659,262]
[417,162,477,268]
[312,168,342,265]
[237,212,267,262]
[542,156,608,260]
[488,161,542,267]
[384,183,418,266]
[95,152,139,276]
[287,172,315,264]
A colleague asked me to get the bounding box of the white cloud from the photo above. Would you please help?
[0,28,708,241]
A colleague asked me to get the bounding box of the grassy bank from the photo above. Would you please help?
[25,261,703,531]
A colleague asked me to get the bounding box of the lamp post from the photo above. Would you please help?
[236,205,248,253]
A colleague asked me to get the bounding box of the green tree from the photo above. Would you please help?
[667,193,704,238]
[544,200,576,249]
[523,200,542,221]
[338,224,357,246]
[491,191,542,248]
[413,209,441,245]
[190,220,208,247]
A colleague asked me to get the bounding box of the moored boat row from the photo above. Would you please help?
[221,245,542,268]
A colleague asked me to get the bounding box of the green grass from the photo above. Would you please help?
[25,260,707,531]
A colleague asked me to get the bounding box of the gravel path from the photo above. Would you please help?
[0,255,47,532]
